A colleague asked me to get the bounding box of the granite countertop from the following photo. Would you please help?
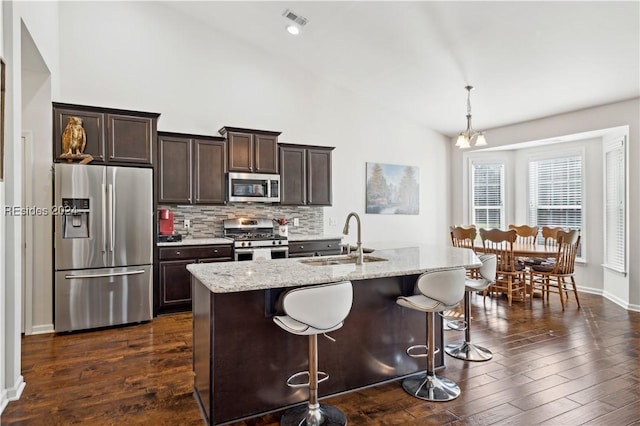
[157,237,233,247]
[187,244,480,293]
[287,234,343,241]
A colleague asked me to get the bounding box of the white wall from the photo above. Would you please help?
[0,179,5,413]
[22,66,54,334]
[1,0,6,413]
[451,98,640,309]
[0,0,445,335]
[55,0,451,248]
[1,0,59,414]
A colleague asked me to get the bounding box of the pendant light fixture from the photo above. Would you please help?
[455,85,487,149]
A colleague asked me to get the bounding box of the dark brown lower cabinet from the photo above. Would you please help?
[157,244,232,314]
[288,239,341,257]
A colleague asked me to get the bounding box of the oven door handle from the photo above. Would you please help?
[270,247,289,253]
[234,248,255,254]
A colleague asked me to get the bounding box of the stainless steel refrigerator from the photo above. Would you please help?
[54,163,153,332]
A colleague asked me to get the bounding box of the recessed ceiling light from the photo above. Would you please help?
[286,24,300,35]
[283,9,308,35]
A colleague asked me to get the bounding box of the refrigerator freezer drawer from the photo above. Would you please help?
[55,265,152,332]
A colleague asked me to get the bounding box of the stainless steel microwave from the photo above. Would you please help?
[227,172,281,203]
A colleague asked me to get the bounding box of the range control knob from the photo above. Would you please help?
[272,241,276,245]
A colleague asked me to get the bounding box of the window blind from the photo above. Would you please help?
[604,139,625,272]
[472,163,504,229]
[528,155,583,248]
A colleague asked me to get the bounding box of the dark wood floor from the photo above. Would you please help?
[2,292,639,426]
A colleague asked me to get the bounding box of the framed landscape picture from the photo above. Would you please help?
[366,162,419,215]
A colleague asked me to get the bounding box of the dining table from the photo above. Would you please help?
[473,241,558,258]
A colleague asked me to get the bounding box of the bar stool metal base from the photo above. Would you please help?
[280,402,347,426]
[401,372,461,402]
[445,340,493,361]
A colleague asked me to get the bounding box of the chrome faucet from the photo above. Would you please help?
[342,212,363,265]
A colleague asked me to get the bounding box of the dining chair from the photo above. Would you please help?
[447,225,480,328]
[508,224,540,292]
[450,225,478,277]
[541,226,565,250]
[508,224,539,245]
[450,225,477,251]
[479,228,526,306]
[529,229,581,310]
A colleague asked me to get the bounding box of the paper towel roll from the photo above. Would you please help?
[252,248,272,261]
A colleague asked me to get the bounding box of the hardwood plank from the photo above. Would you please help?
[2,293,639,426]
[540,400,618,425]
[583,400,640,425]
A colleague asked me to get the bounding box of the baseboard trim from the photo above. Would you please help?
[28,324,55,335]
[0,389,8,415]
[1,375,26,414]
[602,290,640,312]
[7,375,25,401]
[576,285,602,296]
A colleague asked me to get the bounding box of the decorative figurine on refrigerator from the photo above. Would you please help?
[60,116,93,164]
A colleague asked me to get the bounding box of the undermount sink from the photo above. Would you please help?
[299,255,388,266]
[343,245,375,254]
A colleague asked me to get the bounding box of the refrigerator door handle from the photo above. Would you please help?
[101,183,107,253]
[108,183,114,253]
[64,270,146,280]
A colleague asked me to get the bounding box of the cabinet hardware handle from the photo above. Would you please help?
[176,251,181,255]
[300,246,304,249]
[214,250,218,253]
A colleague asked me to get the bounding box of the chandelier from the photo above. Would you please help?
[455,85,487,149]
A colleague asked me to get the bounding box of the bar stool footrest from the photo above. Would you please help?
[445,319,468,331]
[286,371,329,388]
[406,344,439,358]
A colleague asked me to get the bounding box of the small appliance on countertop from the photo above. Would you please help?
[159,208,175,235]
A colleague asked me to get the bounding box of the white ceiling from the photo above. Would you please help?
[164,1,640,137]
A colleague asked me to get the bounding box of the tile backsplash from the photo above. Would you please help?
[159,204,324,238]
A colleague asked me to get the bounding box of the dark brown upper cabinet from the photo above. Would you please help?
[218,127,281,174]
[279,143,334,206]
[157,132,227,205]
[53,103,158,166]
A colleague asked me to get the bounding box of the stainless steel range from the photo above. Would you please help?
[223,218,288,261]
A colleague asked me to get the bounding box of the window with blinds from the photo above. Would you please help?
[604,138,625,273]
[528,155,583,254]
[471,162,504,230]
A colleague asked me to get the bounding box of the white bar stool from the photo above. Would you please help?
[273,281,353,426]
[396,268,466,402]
[445,254,497,361]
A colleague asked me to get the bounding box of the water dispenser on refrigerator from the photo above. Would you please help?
[61,198,90,239]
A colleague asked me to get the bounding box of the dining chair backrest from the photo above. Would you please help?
[508,224,539,245]
[553,229,581,275]
[541,226,565,249]
[479,228,518,273]
[450,226,477,251]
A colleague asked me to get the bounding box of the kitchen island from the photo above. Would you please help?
[188,244,479,425]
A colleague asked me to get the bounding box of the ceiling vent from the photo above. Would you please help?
[282,9,308,27]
